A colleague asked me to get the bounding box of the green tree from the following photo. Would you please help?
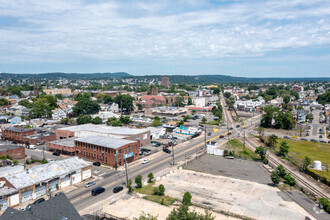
[211,87,220,94]
[316,90,330,105]
[137,103,143,110]
[77,115,92,124]
[127,179,133,193]
[96,92,106,102]
[268,134,278,147]
[174,96,185,107]
[183,115,191,122]
[151,119,162,127]
[135,175,142,188]
[91,116,102,124]
[110,119,123,127]
[301,156,311,172]
[261,105,278,128]
[284,173,296,186]
[29,97,55,119]
[224,92,231,98]
[256,127,265,138]
[19,99,33,108]
[55,94,64,100]
[283,95,290,104]
[134,212,158,220]
[0,98,10,106]
[182,192,192,206]
[176,120,184,126]
[120,115,132,124]
[148,172,154,183]
[271,171,280,186]
[103,95,113,104]
[277,165,286,178]
[282,111,295,130]
[73,97,100,116]
[255,146,266,160]
[115,94,134,112]
[187,97,193,105]
[158,184,165,196]
[279,141,289,156]
[201,117,207,124]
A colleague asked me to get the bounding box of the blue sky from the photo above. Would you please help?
[0,0,330,77]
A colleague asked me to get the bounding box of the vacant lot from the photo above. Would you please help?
[157,169,314,220]
[186,154,271,185]
[225,139,260,160]
[276,139,330,180]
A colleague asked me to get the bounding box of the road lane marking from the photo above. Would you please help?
[70,131,228,204]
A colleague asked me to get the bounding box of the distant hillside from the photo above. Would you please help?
[0,72,329,83]
[0,72,132,80]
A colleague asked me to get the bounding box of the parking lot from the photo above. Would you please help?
[185,154,272,185]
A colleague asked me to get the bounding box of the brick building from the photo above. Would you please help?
[75,135,139,167]
[1,127,34,144]
[55,124,150,147]
[161,75,170,88]
[0,145,25,159]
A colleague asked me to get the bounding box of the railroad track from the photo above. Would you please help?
[241,136,330,200]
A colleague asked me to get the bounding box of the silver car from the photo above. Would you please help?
[85,181,96,188]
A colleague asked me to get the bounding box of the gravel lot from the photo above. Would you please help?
[185,154,272,185]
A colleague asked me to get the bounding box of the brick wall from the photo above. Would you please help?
[75,141,139,167]
[1,130,34,144]
[0,147,25,159]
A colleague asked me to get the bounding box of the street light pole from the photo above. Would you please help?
[124,158,128,186]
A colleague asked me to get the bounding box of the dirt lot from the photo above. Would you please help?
[185,154,271,185]
[157,169,314,220]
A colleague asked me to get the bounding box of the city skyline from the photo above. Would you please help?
[0,0,330,77]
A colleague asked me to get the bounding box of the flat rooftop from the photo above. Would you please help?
[49,137,77,147]
[4,157,90,190]
[58,124,148,135]
[0,144,22,151]
[75,135,137,149]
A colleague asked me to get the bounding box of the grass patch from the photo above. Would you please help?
[226,139,260,160]
[134,183,176,206]
[275,139,330,180]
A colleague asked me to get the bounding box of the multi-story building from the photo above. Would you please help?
[75,135,139,166]
[0,145,25,159]
[1,127,34,144]
[0,157,92,211]
[161,75,170,88]
[292,85,304,93]
[43,88,72,96]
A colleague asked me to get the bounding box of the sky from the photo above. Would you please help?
[0,0,330,77]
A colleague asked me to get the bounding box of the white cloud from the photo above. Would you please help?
[0,0,329,64]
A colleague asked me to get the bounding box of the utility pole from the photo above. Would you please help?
[243,131,246,152]
[42,147,45,159]
[204,124,207,150]
[124,158,128,186]
[172,143,175,165]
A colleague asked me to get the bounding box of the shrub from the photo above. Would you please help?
[271,171,280,185]
[263,158,269,164]
[320,198,330,214]
[127,179,133,193]
[284,173,296,186]
[147,172,154,183]
[135,175,143,188]
[182,192,192,206]
[277,165,286,177]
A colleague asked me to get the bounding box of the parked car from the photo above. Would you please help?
[320,140,327,143]
[54,192,64,197]
[283,136,290,139]
[311,139,317,142]
[319,135,323,138]
[219,135,224,138]
[208,132,211,136]
[300,138,308,141]
[28,145,36,149]
[236,125,240,128]
[33,198,45,205]
[113,186,123,193]
[306,133,310,136]
[229,127,233,130]
[163,148,171,154]
[85,181,96,188]
[52,152,60,156]
[142,159,149,164]
[93,162,101,166]
[91,187,105,196]
[144,151,151,156]
[163,144,169,149]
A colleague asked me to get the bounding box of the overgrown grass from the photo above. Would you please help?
[226,139,260,160]
[275,139,330,180]
[134,183,176,206]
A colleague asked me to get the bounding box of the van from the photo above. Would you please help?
[91,187,105,196]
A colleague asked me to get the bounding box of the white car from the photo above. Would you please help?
[142,159,149,164]
[28,145,36,149]
[85,181,96,188]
